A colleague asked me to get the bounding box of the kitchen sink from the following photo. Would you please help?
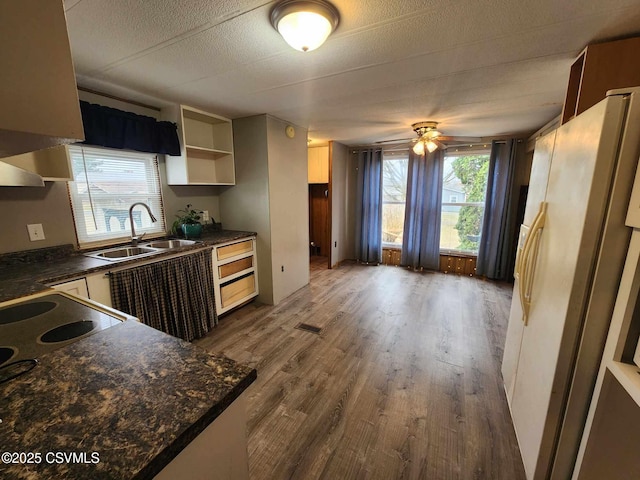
[85,239,201,262]
[143,239,198,249]
[85,246,161,261]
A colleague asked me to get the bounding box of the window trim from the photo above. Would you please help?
[67,145,167,249]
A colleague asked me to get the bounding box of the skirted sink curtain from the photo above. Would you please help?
[110,249,217,341]
[355,148,384,264]
[401,150,444,270]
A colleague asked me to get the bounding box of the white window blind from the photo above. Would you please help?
[68,145,166,247]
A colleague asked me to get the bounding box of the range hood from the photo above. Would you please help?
[0,161,44,187]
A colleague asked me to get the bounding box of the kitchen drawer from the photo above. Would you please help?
[216,240,253,261]
[221,274,256,308]
[218,256,253,279]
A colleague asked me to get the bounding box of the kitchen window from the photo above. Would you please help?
[68,145,166,247]
[382,152,409,247]
[440,151,490,255]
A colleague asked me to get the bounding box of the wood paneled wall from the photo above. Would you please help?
[440,254,477,276]
[382,248,477,276]
[382,248,402,266]
[309,184,329,256]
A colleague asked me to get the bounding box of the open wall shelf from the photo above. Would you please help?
[163,105,235,185]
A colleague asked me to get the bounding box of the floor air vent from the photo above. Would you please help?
[295,323,322,334]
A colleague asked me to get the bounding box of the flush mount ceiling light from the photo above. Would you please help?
[270,0,340,52]
[412,121,443,155]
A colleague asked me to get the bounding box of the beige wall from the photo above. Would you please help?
[266,116,309,304]
[0,92,223,254]
[160,169,221,230]
[219,115,273,304]
[220,114,309,306]
[0,182,76,253]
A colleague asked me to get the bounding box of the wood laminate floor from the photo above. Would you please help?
[195,259,526,480]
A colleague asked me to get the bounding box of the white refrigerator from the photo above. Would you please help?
[502,87,640,480]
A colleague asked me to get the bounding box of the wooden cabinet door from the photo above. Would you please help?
[308,146,329,183]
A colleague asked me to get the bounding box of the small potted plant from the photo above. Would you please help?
[172,204,203,239]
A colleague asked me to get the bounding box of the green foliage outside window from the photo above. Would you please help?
[449,155,489,251]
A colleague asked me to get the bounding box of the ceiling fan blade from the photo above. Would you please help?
[433,139,447,150]
[437,135,482,143]
[374,137,414,144]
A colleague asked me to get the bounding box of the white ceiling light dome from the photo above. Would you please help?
[270,0,340,52]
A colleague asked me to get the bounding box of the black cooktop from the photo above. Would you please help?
[0,293,123,367]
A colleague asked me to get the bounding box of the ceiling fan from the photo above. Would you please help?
[376,121,481,154]
[410,121,443,155]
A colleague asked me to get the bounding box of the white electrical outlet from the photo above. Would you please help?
[201,210,210,222]
[27,224,45,241]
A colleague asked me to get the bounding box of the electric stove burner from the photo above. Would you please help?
[0,346,16,365]
[0,301,57,325]
[0,293,126,365]
[40,320,96,343]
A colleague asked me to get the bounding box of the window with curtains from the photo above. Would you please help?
[440,151,490,254]
[381,152,409,247]
[67,145,166,247]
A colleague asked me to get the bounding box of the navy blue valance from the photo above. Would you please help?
[79,101,181,156]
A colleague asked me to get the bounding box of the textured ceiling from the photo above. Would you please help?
[64,0,640,145]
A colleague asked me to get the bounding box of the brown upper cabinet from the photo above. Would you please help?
[561,36,640,124]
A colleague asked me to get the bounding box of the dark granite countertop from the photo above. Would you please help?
[0,320,257,480]
[0,230,256,303]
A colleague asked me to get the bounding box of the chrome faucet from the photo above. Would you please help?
[129,202,157,246]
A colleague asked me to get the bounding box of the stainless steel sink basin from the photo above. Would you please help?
[143,239,198,249]
[85,238,200,261]
[85,246,161,261]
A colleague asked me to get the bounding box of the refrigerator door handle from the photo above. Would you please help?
[520,202,547,325]
[514,224,531,313]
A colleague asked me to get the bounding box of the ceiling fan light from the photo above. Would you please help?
[424,130,441,140]
[426,140,438,153]
[413,141,425,155]
[271,0,339,52]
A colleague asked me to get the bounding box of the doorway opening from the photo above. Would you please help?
[309,183,329,269]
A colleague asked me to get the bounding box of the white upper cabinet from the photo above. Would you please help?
[163,105,235,185]
[1,145,73,182]
[0,0,84,158]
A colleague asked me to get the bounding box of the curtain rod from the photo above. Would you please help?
[354,143,506,154]
[77,86,162,112]
[352,138,521,152]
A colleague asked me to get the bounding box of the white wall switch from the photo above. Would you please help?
[201,210,210,222]
[27,223,45,241]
